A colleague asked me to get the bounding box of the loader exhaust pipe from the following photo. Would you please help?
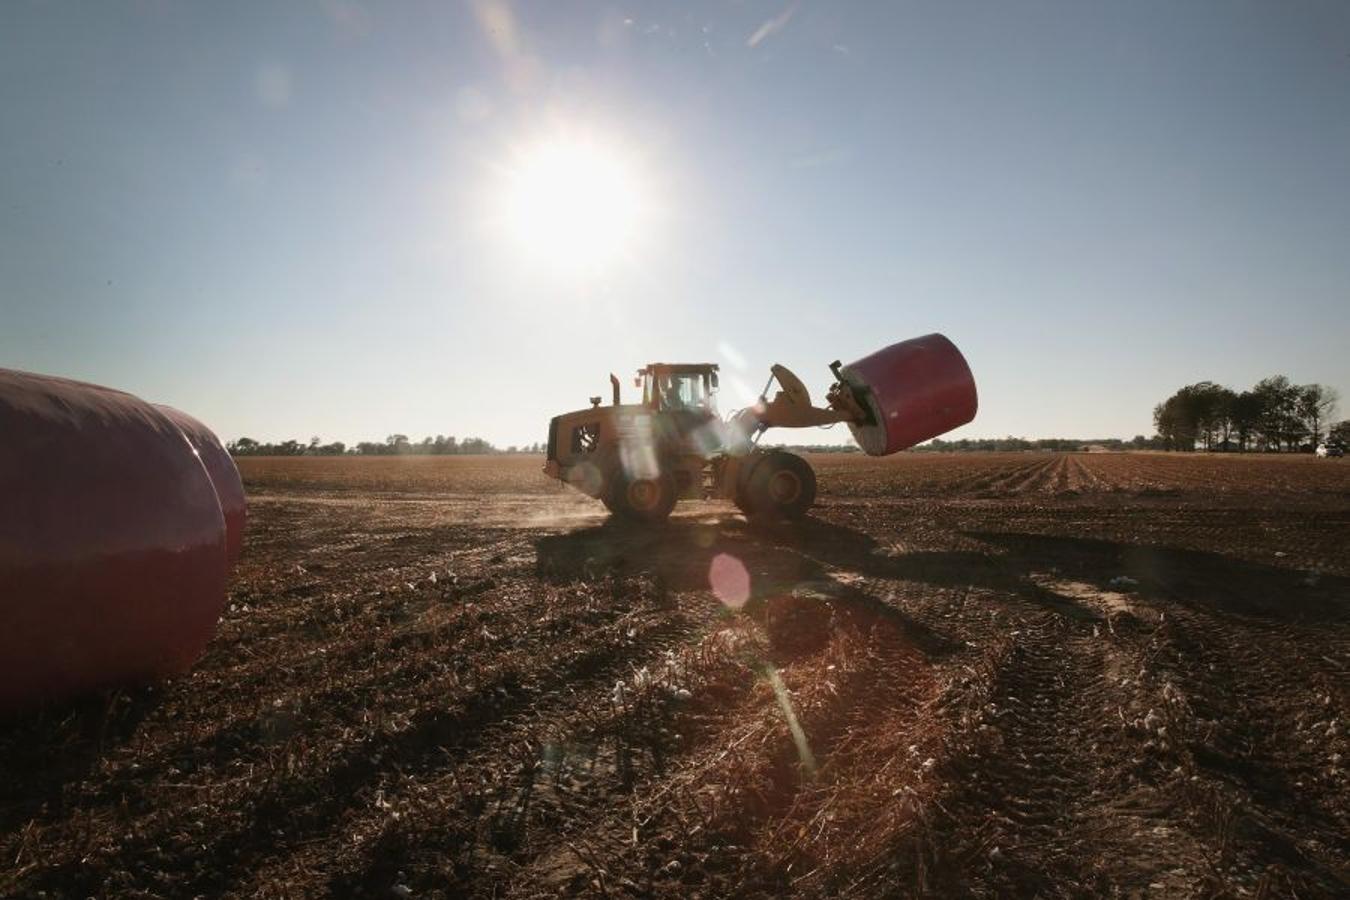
[610,373,621,406]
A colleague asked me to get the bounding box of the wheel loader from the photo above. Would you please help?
[542,334,978,522]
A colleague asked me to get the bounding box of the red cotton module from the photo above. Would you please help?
[0,368,239,712]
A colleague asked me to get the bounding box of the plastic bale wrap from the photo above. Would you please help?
[839,333,977,456]
[0,369,230,712]
[157,405,246,566]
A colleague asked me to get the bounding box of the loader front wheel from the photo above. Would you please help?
[608,468,677,523]
[743,451,816,521]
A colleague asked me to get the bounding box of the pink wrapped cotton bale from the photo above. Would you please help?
[0,369,230,712]
[157,405,246,566]
[838,333,978,455]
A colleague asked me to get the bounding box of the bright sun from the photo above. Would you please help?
[498,136,647,271]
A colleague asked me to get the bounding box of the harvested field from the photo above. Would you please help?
[3,452,1348,898]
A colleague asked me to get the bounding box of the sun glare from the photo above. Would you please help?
[498,136,647,271]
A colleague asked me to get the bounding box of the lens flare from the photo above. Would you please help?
[765,664,817,776]
[709,552,750,609]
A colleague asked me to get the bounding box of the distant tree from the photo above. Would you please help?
[920,436,1135,452]
[459,436,493,454]
[1210,385,1237,448]
[1329,420,1350,448]
[1149,375,1349,452]
[1153,388,1205,450]
[1253,376,1305,450]
[1174,382,1231,450]
[1297,384,1339,448]
[1229,391,1264,452]
[1153,402,1176,450]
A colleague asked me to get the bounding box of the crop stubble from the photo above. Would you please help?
[2,452,1347,898]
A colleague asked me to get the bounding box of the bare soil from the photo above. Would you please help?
[3,452,1348,898]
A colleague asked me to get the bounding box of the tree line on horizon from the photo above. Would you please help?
[226,434,544,456]
[1153,376,1343,452]
[225,375,1346,458]
[226,435,1172,457]
[920,436,1159,452]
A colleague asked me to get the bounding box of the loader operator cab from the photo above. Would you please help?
[638,364,718,414]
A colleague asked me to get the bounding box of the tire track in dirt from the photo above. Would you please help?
[925,528,1350,897]
[918,578,1218,897]
[1147,600,1349,894]
[929,613,1108,893]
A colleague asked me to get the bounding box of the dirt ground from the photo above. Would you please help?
[3,452,1348,898]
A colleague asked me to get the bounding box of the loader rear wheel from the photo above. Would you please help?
[742,451,816,521]
[607,468,677,523]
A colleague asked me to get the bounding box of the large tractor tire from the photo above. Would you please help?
[732,455,757,515]
[607,467,678,523]
[739,451,817,521]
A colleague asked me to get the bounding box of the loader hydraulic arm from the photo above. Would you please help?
[729,363,869,443]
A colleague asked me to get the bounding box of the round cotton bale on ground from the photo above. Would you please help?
[0,369,229,712]
[157,404,246,566]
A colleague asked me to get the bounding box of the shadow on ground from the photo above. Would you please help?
[0,686,161,834]
[537,515,1349,632]
[963,530,1349,625]
[535,515,963,658]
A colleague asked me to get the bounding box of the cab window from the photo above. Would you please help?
[660,374,705,409]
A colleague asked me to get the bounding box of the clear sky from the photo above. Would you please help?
[3,1,1348,447]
